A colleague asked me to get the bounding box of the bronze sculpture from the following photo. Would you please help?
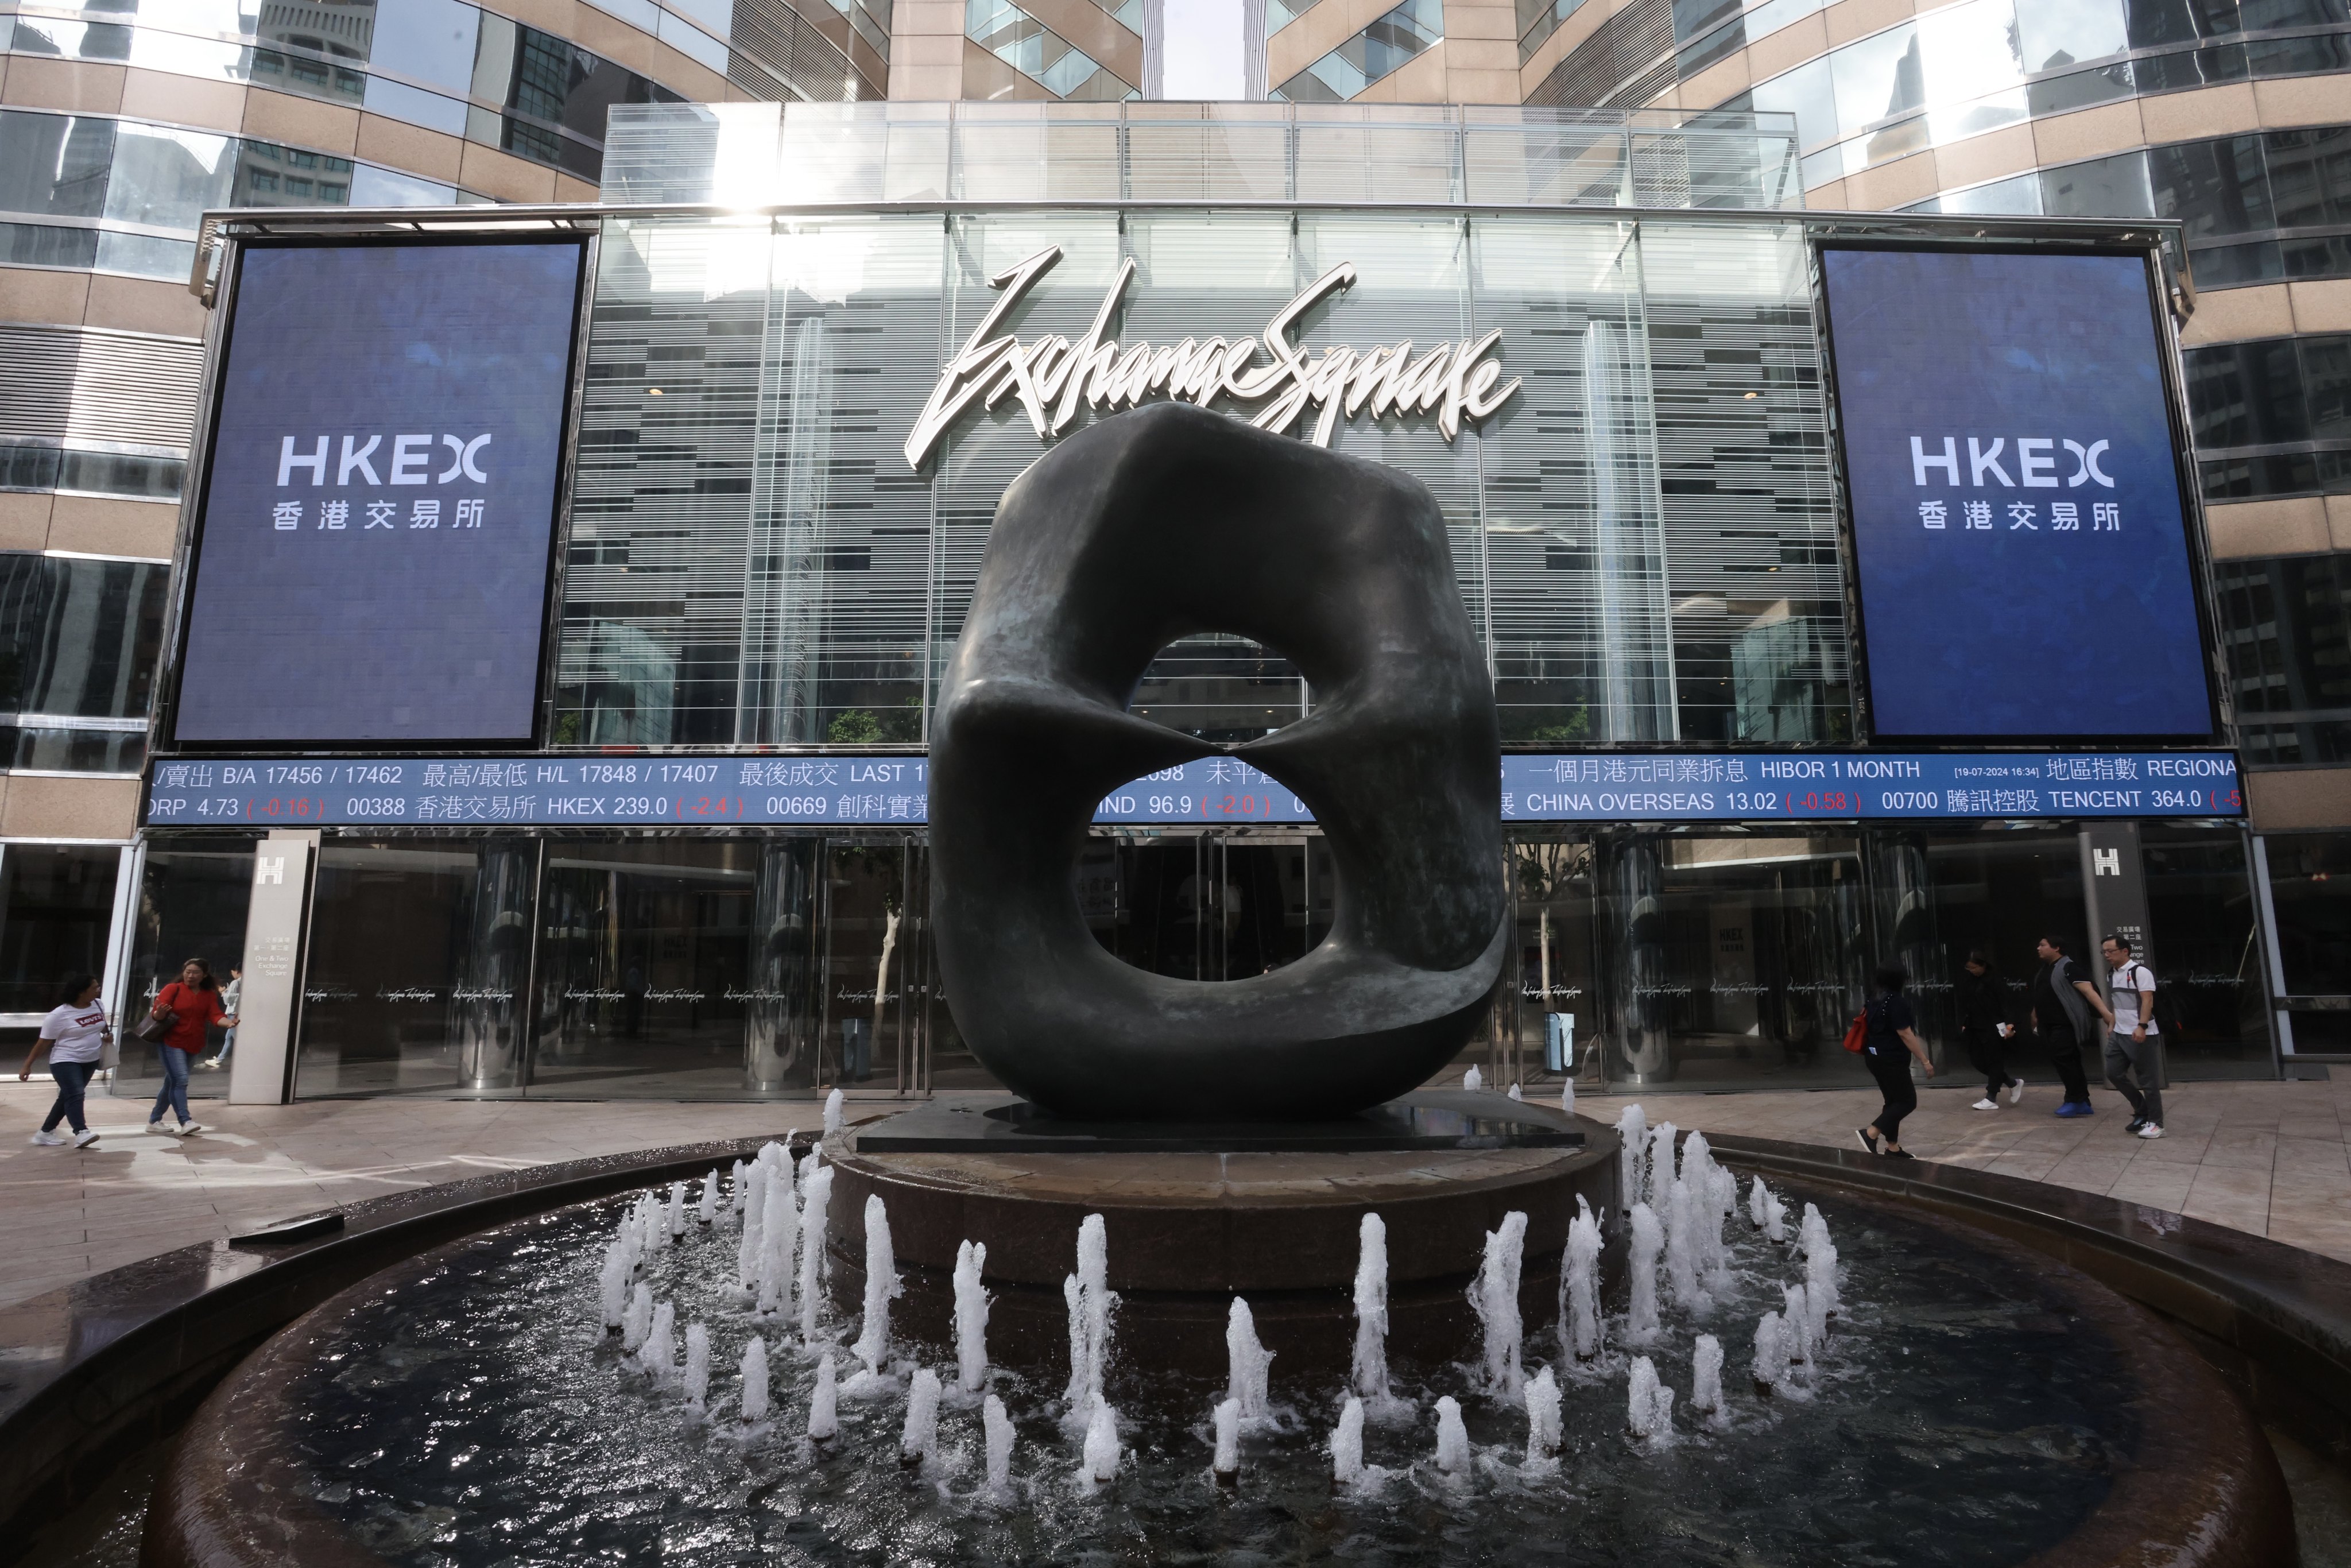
[929,402,1505,1121]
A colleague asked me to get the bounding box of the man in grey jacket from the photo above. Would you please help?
[2033,935,2113,1118]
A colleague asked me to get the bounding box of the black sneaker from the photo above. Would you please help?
[2125,1116,2148,1135]
[1885,1149,1916,1160]
[1856,1128,1883,1155]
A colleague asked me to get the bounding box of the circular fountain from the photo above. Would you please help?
[138,1124,2290,1568]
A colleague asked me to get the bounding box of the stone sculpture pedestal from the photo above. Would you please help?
[822,1094,1622,1379]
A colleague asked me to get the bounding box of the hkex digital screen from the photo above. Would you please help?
[173,239,584,744]
[1820,246,2215,739]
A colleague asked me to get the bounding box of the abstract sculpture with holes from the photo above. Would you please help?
[928,401,1505,1122]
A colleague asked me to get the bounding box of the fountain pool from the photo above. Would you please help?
[135,1167,2275,1568]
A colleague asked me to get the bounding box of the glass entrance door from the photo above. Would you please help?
[818,837,926,1096]
[1081,831,1333,982]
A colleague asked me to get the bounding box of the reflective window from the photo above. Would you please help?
[2185,335,2311,446]
[2017,0,2131,71]
[119,836,260,1101]
[0,845,120,1016]
[1595,832,1870,1088]
[0,446,183,500]
[0,552,168,722]
[2265,831,2351,996]
[1827,21,1922,134]
[2140,823,2267,1067]
[2043,150,2157,217]
[1276,0,1443,100]
[966,0,1134,97]
[530,838,759,1096]
[2216,553,2351,758]
[2,3,690,181]
[0,109,459,282]
[296,839,529,1097]
[1728,0,2351,184]
[101,122,236,231]
[0,111,114,218]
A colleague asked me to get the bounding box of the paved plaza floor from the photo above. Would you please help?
[3,1074,2346,1312]
[1581,1075,2351,1269]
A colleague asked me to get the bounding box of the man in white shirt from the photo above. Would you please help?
[2100,934,2163,1139]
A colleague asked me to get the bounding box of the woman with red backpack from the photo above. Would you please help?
[1856,965,1935,1159]
[144,958,237,1138]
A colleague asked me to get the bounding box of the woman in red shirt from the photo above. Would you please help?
[149,959,236,1137]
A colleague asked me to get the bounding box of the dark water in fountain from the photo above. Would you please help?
[276,1178,2133,1568]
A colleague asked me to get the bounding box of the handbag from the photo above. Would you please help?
[135,987,179,1044]
[1841,1002,1871,1055]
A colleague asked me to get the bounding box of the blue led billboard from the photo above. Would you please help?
[1820,246,2215,739]
[172,238,585,745]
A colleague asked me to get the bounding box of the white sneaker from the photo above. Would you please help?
[2137,1123,2164,1140]
[176,1121,204,1137]
[71,1128,100,1148]
[2005,1079,2025,1105]
[150,1120,182,1137]
[29,1130,64,1146]
[1971,1097,1999,1110]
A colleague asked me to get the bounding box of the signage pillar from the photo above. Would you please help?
[228,830,317,1106]
[2079,822,2162,1090]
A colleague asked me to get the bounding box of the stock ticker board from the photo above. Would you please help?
[142,750,2242,829]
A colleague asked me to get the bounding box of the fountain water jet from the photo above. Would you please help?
[1225,1298,1272,1425]
[621,1283,652,1353]
[953,1240,990,1395]
[1331,1396,1367,1485]
[1625,1356,1673,1442]
[901,1368,942,1467]
[1626,1203,1663,1342]
[727,1159,746,1219]
[698,1170,719,1226]
[1350,1213,1391,1406]
[1645,1124,1676,1211]
[1470,1210,1528,1398]
[983,1394,1014,1496]
[847,1193,900,1391]
[1210,1397,1240,1484]
[1689,1334,1723,1419]
[1781,1283,1812,1368]
[796,1166,834,1344]
[1432,1396,1470,1474]
[642,1300,675,1383]
[597,1242,629,1333]
[1524,1366,1563,1459]
[1462,1065,1482,1092]
[1752,1311,1788,1396]
[1615,1105,1649,1216]
[1562,1197,1604,1361]
[1063,1214,1117,1418]
[667,1180,687,1237]
[808,1353,839,1439]
[738,1335,770,1424]
[823,1088,844,1136]
[737,1164,768,1290]
[1081,1400,1120,1483]
[683,1322,710,1410]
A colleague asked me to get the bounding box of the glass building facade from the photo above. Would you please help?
[119,102,2280,1103]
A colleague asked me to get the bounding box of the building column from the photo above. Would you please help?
[2079,822,2160,1090]
[227,830,318,1106]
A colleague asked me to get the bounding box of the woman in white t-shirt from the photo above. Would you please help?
[20,973,109,1148]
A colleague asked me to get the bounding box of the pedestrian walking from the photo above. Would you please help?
[1856,965,1935,1159]
[145,959,237,1138]
[2099,934,2165,1140]
[1955,950,2025,1111]
[2032,935,2112,1118]
[20,973,109,1148]
[200,966,242,1070]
